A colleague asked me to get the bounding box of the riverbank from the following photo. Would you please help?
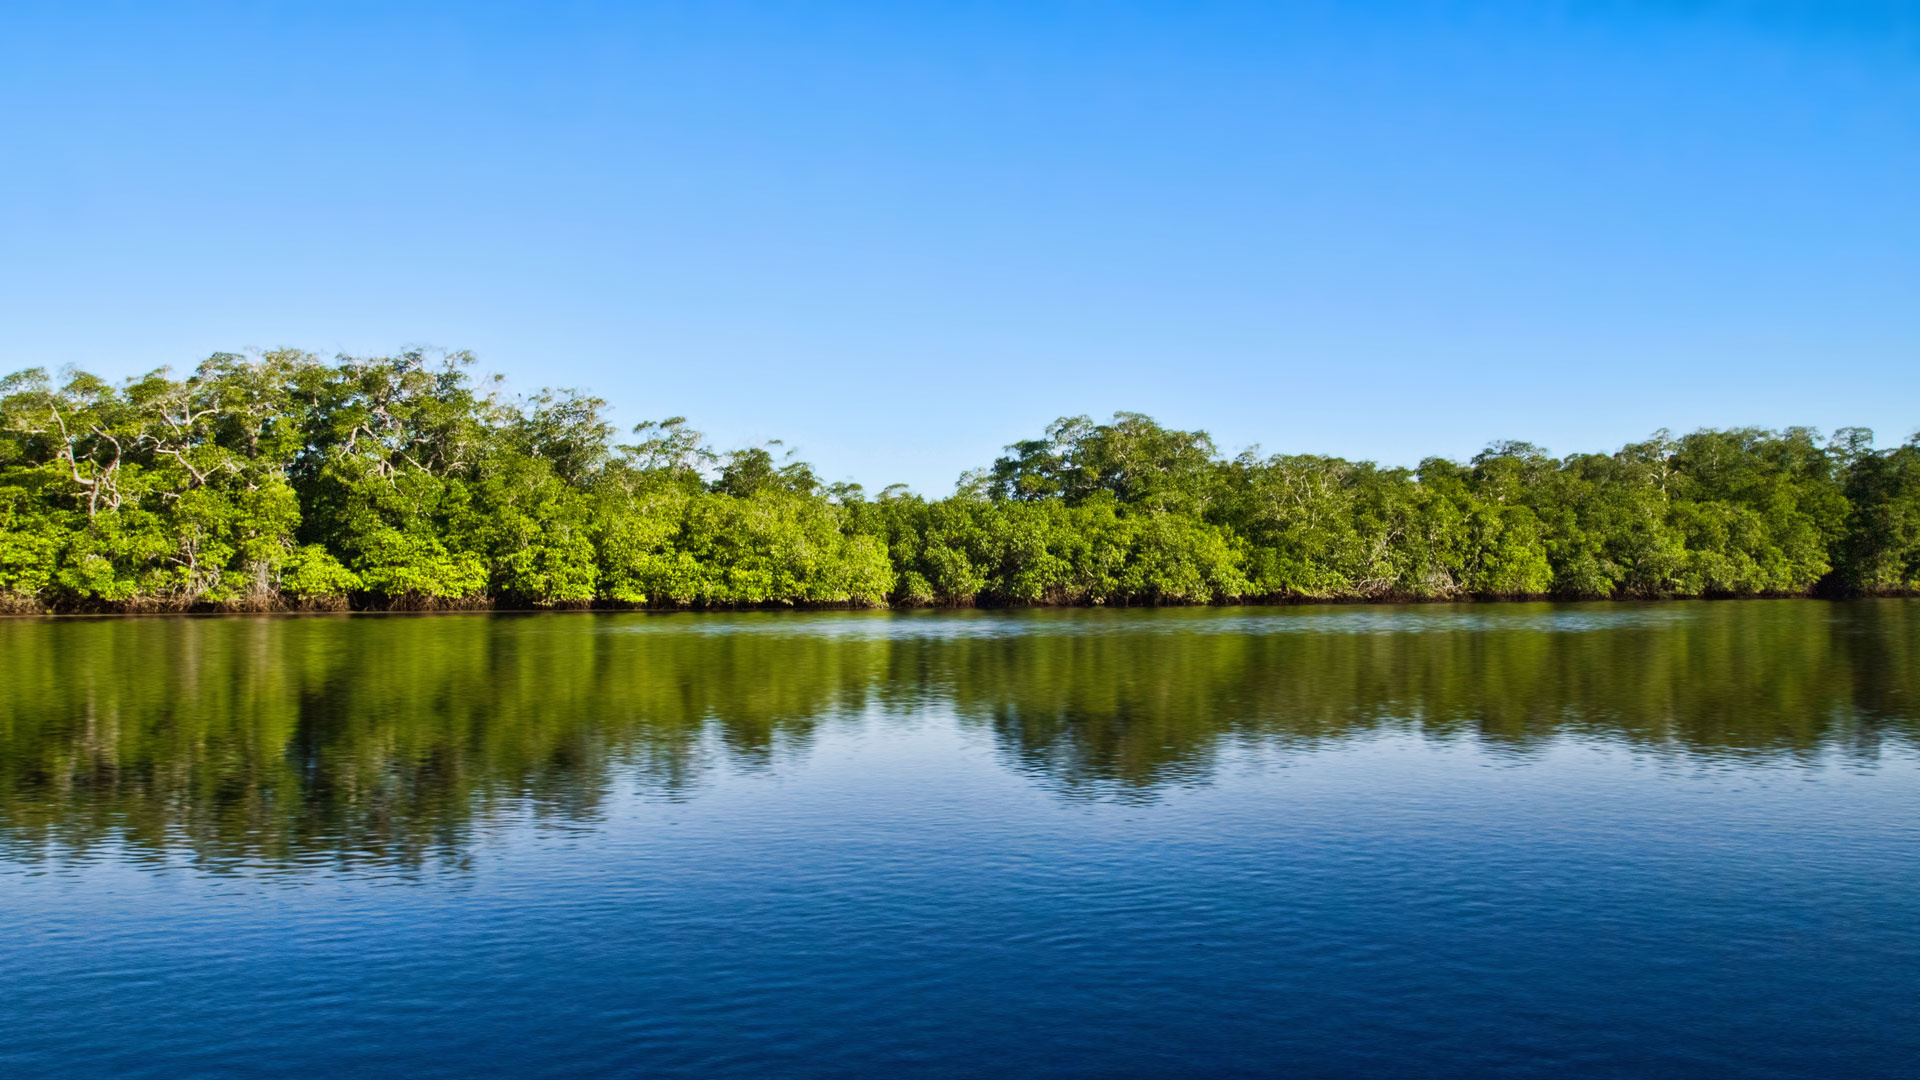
[9,588,1918,617]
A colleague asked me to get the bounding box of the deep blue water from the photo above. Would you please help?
[1,602,1917,1077]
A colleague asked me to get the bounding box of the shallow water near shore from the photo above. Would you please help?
[2,601,1918,1077]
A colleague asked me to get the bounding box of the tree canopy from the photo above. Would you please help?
[1,350,1915,611]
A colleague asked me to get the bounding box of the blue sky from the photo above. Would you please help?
[3,2,1916,493]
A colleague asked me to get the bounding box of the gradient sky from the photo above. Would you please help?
[3,1,1916,493]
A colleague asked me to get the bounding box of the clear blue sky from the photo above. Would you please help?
[3,2,1916,493]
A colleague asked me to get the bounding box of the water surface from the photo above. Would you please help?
[2,602,1917,1077]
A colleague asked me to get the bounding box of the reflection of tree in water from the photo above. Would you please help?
[0,602,1915,868]
[0,614,889,870]
[939,602,1920,797]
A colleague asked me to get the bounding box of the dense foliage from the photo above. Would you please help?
[2,351,1916,610]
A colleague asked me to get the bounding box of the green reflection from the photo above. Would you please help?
[0,602,1914,868]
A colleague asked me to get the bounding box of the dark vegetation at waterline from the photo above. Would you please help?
[1,350,1916,612]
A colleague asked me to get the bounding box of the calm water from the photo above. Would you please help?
[2,602,1917,1078]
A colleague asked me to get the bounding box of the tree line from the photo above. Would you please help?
[1,349,1916,611]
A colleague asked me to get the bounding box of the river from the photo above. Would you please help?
[2,602,1916,1077]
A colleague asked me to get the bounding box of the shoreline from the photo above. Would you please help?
[6,591,1916,618]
